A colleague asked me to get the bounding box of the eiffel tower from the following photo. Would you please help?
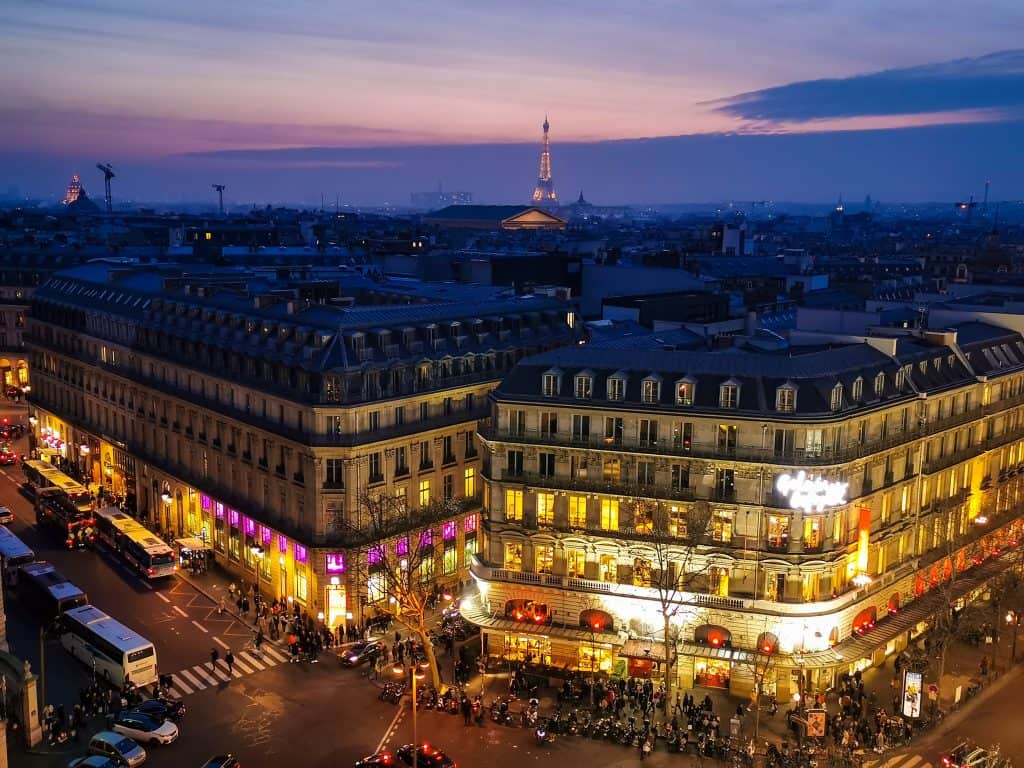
[531,115,558,207]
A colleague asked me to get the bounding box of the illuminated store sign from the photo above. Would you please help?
[776,471,848,513]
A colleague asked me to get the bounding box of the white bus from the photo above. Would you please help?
[59,604,158,688]
[0,525,34,585]
[94,507,176,579]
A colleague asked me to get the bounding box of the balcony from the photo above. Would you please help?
[367,473,385,485]
[395,466,410,478]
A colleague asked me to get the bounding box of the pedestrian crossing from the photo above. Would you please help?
[865,752,931,768]
[163,643,291,698]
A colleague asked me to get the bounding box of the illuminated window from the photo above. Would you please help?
[641,378,661,404]
[600,498,619,531]
[505,489,523,521]
[504,542,523,571]
[204,232,212,241]
[418,552,434,583]
[295,562,308,603]
[568,495,587,527]
[606,376,625,401]
[574,374,592,400]
[709,566,729,597]
[598,553,618,583]
[464,467,476,497]
[535,545,554,573]
[803,516,822,549]
[712,509,733,542]
[632,557,652,586]
[776,385,796,413]
[443,540,457,575]
[463,533,477,566]
[676,378,695,405]
[851,376,863,402]
[418,479,431,507]
[367,572,386,603]
[536,492,554,525]
[767,515,789,548]
[874,371,886,396]
[566,549,586,578]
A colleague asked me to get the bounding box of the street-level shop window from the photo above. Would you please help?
[463,533,477,567]
[503,634,551,665]
[228,523,240,561]
[295,562,308,604]
[214,517,226,553]
[443,540,457,575]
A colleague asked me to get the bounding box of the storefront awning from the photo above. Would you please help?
[620,639,672,663]
[175,537,212,552]
[676,642,765,666]
[460,599,620,645]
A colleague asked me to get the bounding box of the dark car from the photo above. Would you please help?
[18,482,36,501]
[341,639,383,667]
[0,451,18,466]
[395,743,456,768]
[200,756,240,768]
[126,697,186,722]
[354,753,397,768]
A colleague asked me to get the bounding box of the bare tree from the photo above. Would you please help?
[346,491,464,691]
[641,498,714,712]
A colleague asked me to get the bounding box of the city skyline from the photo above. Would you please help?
[2,2,1024,203]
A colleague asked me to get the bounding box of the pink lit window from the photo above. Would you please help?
[395,537,409,557]
[442,521,456,540]
[228,509,240,528]
[260,526,272,545]
[368,545,384,565]
[214,501,225,519]
[326,553,346,573]
[278,535,288,554]
[295,544,308,564]
[463,514,477,533]
[419,529,433,548]
[243,517,256,537]
[201,494,212,511]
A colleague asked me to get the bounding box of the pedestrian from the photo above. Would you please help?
[210,647,220,670]
[226,650,235,675]
[242,596,250,616]
[462,695,472,725]
[218,597,226,615]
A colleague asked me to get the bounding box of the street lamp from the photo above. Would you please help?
[588,621,602,707]
[1006,610,1021,663]
[393,660,429,768]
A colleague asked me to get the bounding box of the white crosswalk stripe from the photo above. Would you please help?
[160,643,290,698]
[866,754,931,768]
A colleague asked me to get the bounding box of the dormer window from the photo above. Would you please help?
[830,383,843,411]
[933,357,941,371]
[895,367,907,391]
[676,377,695,406]
[775,383,796,413]
[851,376,863,402]
[542,371,561,397]
[918,361,927,375]
[719,379,740,409]
[607,375,626,401]
[575,373,593,400]
[641,376,661,404]
[874,371,886,396]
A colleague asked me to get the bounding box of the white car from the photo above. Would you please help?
[112,711,178,746]
[0,507,13,525]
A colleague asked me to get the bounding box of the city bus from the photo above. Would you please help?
[22,459,94,514]
[36,488,95,549]
[94,507,176,579]
[0,525,34,585]
[60,604,158,688]
[18,561,89,621]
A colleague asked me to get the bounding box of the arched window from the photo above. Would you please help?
[830,383,843,411]
[505,599,550,625]
[851,376,863,402]
[579,609,615,632]
[874,371,886,397]
[694,624,732,648]
[888,593,901,616]
[756,631,779,654]
[852,606,877,635]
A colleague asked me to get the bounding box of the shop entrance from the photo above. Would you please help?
[325,584,347,631]
[695,658,732,689]
[579,644,613,673]
[503,635,551,665]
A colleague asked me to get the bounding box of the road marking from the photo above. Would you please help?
[376,705,405,755]
[155,592,171,603]
[210,663,232,682]
[232,655,255,675]
[191,620,209,633]
[239,652,265,671]
[172,605,189,618]
[903,757,923,768]
[171,674,194,695]
[213,636,230,650]
[192,666,220,686]
[262,644,287,663]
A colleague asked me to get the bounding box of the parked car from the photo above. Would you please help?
[200,757,240,768]
[69,757,118,768]
[87,731,147,767]
[341,639,384,667]
[0,451,18,466]
[0,506,13,524]
[111,710,179,746]
[126,698,186,722]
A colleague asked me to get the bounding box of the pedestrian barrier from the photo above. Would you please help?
[162,643,290,698]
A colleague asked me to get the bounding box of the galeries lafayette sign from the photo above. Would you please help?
[775,471,848,513]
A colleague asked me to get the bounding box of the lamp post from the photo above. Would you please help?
[1006,610,1021,664]
[394,660,429,768]
[588,621,602,707]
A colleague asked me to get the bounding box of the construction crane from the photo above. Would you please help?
[96,163,115,213]
[212,184,226,215]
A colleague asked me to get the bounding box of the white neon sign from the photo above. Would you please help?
[775,471,848,513]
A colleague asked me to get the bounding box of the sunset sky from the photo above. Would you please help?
[2,1,1023,204]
